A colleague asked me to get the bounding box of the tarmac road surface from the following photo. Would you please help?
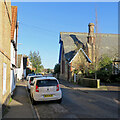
[33,79,119,119]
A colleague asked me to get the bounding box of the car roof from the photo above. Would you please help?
[35,77,57,80]
[29,75,43,78]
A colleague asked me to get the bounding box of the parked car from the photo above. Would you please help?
[26,73,35,81]
[30,77,62,104]
[27,75,42,92]
[36,73,42,75]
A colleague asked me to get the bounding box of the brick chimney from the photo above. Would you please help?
[87,23,95,62]
[87,23,95,45]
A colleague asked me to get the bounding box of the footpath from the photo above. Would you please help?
[59,79,120,102]
[59,79,120,91]
[2,80,38,119]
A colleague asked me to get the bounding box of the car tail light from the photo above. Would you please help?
[29,80,31,84]
[56,84,59,91]
[36,85,39,92]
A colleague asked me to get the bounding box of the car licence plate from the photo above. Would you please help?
[44,94,53,97]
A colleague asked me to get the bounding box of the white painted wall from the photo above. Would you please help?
[24,69,26,77]
[11,43,15,65]
[16,55,23,80]
[10,29,17,93]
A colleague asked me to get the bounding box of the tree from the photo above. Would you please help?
[97,55,112,82]
[98,55,112,69]
[54,64,60,74]
[47,68,51,73]
[29,51,43,73]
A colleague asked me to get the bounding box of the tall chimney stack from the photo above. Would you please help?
[88,23,95,45]
[87,23,95,62]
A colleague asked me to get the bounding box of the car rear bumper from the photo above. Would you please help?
[33,91,62,101]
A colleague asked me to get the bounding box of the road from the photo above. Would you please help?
[32,79,119,119]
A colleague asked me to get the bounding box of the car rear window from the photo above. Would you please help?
[30,76,41,81]
[36,80,58,87]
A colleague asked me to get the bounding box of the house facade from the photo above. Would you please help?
[16,54,24,80]
[23,55,28,78]
[0,0,12,118]
[112,59,120,75]
[10,6,18,94]
[59,23,118,81]
[23,55,33,78]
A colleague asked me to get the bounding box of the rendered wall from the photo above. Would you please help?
[0,0,11,118]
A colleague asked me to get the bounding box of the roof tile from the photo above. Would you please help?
[11,6,17,40]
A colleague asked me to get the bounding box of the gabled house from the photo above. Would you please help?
[10,6,18,94]
[59,23,118,81]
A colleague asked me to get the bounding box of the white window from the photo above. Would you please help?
[3,63,7,95]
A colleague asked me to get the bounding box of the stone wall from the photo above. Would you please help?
[78,78,100,88]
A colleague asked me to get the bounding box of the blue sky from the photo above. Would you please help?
[11,2,118,69]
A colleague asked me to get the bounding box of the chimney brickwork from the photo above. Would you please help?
[87,23,96,63]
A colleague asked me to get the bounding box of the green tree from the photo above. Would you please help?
[54,64,60,74]
[98,55,112,69]
[29,51,43,73]
[47,68,51,73]
[97,55,112,82]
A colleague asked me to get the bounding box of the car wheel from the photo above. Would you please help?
[57,98,62,104]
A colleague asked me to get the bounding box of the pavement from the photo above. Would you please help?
[59,79,120,91]
[2,80,38,119]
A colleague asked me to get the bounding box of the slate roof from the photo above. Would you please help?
[59,32,88,62]
[95,33,118,58]
[59,32,118,63]
[11,6,17,40]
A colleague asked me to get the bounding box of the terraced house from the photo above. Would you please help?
[0,0,12,118]
[59,23,118,81]
[10,6,18,95]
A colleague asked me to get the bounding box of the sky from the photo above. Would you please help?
[11,2,118,69]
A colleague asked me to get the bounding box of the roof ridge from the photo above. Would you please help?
[11,6,17,8]
[60,32,118,35]
[60,32,88,34]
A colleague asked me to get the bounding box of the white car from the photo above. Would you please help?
[30,77,62,104]
[27,75,42,92]
[26,73,35,81]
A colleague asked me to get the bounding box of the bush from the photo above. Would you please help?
[110,73,120,83]
[97,69,111,83]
